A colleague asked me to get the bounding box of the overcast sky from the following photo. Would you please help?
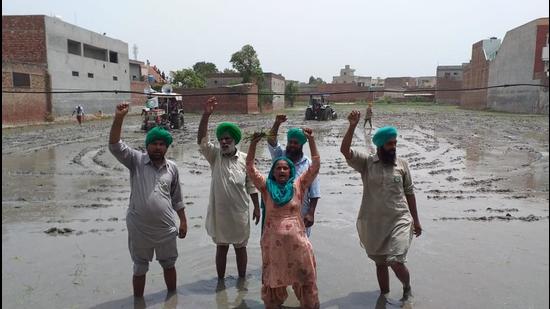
[3,0,548,82]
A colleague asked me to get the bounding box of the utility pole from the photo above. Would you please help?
[133,44,138,61]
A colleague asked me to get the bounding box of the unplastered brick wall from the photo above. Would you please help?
[2,61,50,124]
[175,84,259,114]
[2,15,47,64]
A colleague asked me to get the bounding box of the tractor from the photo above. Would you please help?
[304,94,337,121]
[141,86,185,131]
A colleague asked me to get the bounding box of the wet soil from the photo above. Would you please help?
[2,103,549,308]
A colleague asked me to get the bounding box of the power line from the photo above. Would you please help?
[2,83,548,96]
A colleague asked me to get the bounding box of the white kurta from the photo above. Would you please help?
[200,137,257,245]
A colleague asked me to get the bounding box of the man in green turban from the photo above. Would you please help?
[266,115,321,237]
[341,111,422,304]
[109,102,187,297]
[197,97,260,280]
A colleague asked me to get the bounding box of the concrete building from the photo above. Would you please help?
[382,77,416,98]
[129,59,144,82]
[2,15,131,121]
[370,77,385,87]
[205,73,242,88]
[436,65,465,105]
[415,76,437,88]
[262,73,285,111]
[204,72,285,111]
[461,37,501,109]
[332,65,371,86]
[487,18,549,114]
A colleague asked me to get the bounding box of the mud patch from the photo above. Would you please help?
[434,215,548,222]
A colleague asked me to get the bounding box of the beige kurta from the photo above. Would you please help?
[346,149,414,256]
[200,137,258,245]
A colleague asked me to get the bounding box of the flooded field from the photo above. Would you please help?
[2,103,549,309]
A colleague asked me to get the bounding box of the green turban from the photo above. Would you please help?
[216,122,242,144]
[287,128,307,145]
[372,126,398,147]
[145,126,173,146]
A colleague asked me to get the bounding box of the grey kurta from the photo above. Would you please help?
[346,149,414,256]
[199,137,258,245]
[109,141,185,247]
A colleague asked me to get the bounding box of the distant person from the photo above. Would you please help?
[197,96,260,280]
[341,111,422,305]
[363,102,373,129]
[246,128,320,309]
[72,105,85,125]
[109,102,188,297]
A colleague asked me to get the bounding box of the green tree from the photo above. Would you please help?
[308,76,326,85]
[192,61,218,77]
[258,88,274,111]
[285,81,299,107]
[171,69,206,88]
[223,68,238,74]
[230,44,263,84]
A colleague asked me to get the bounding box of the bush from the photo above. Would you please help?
[44,113,55,122]
[377,96,394,104]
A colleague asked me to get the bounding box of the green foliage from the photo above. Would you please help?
[258,88,274,105]
[171,69,206,88]
[308,76,326,85]
[377,95,394,103]
[192,62,218,77]
[230,45,264,84]
[285,82,299,107]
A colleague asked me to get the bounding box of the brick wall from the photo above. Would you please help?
[130,81,149,106]
[436,78,463,104]
[2,61,50,124]
[174,84,259,114]
[462,41,490,109]
[2,15,47,64]
[534,23,550,81]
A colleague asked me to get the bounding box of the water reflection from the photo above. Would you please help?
[464,133,484,170]
[216,277,250,309]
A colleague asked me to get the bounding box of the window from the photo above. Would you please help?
[67,40,81,55]
[83,44,107,61]
[72,71,79,77]
[113,76,118,81]
[109,51,118,63]
[88,73,94,78]
[132,75,137,81]
[12,72,30,87]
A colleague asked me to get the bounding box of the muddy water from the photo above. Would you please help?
[2,104,549,309]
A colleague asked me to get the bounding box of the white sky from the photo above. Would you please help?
[3,0,548,82]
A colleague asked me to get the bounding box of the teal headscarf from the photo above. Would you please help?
[145,126,173,146]
[372,126,398,147]
[216,122,242,144]
[287,128,307,145]
[266,157,296,207]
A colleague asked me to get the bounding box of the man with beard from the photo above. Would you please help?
[340,110,422,304]
[267,115,320,237]
[109,102,187,297]
[197,97,260,280]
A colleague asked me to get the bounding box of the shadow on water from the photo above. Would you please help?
[89,277,264,309]
[320,291,408,309]
[89,290,178,309]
